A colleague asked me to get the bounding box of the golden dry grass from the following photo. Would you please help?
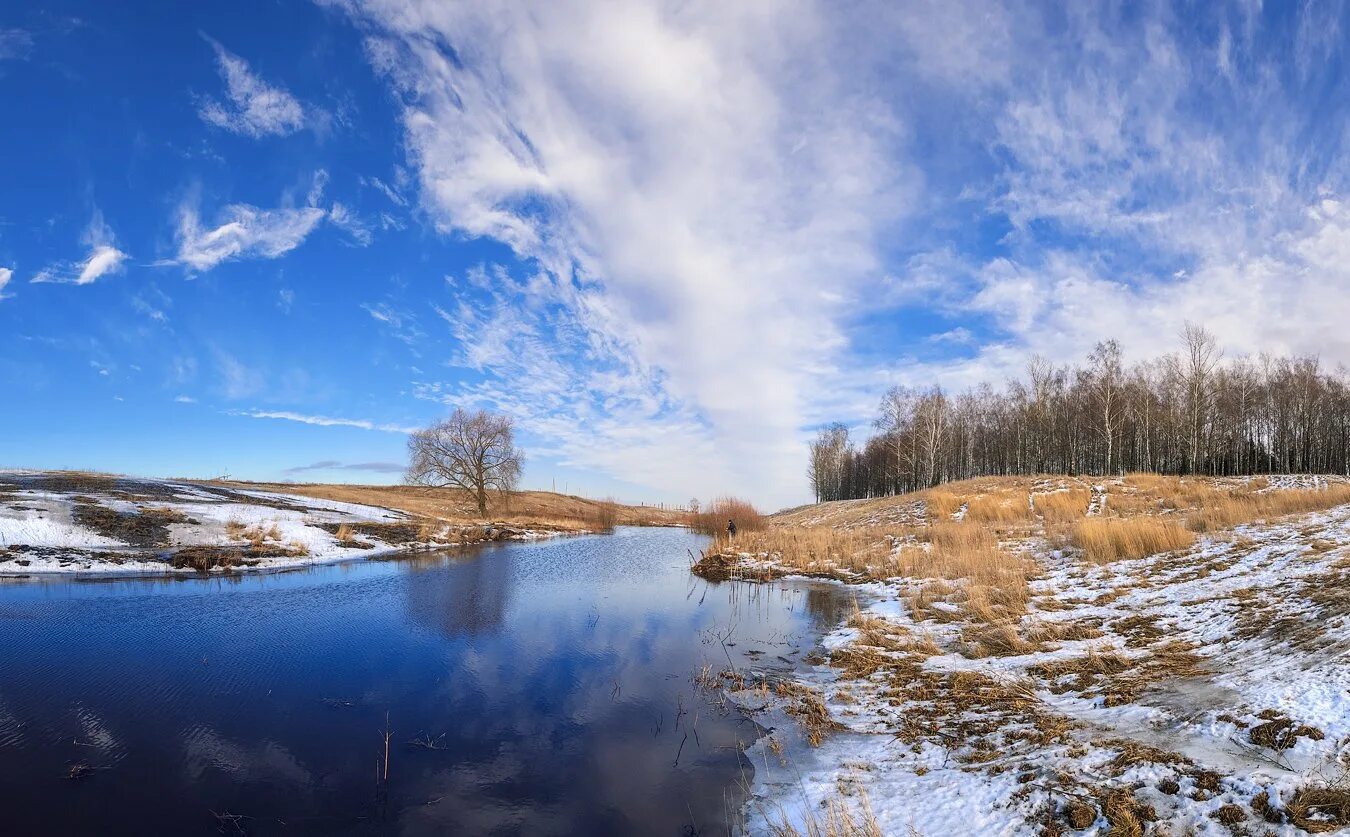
[926,490,962,519]
[202,480,686,530]
[692,496,765,538]
[1186,485,1350,532]
[1072,517,1196,563]
[966,493,1034,524]
[1034,489,1091,523]
[707,518,1036,624]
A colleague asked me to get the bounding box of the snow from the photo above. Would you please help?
[0,513,125,549]
[733,489,1350,835]
[0,474,558,576]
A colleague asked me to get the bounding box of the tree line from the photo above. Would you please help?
[808,324,1350,501]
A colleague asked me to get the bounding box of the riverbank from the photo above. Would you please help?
[697,474,1350,835]
[0,526,844,834]
[0,471,573,575]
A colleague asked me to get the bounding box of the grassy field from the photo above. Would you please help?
[698,474,1350,835]
[203,479,688,531]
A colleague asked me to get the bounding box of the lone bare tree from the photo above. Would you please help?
[405,408,524,517]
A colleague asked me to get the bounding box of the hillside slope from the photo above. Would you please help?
[219,480,686,528]
[700,474,1350,835]
[0,471,675,575]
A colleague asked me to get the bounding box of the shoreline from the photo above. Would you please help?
[0,529,573,580]
[0,471,591,579]
[696,476,1350,835]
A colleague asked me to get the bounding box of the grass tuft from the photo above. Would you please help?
[1071,518,1195,563]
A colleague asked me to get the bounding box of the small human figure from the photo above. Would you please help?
[727,518,737,538]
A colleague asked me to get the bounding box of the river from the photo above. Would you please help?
[0,526,852,835]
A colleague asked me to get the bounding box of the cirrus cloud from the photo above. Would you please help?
[198,35,308,138]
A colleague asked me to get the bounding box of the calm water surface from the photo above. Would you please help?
[0,527,852,835]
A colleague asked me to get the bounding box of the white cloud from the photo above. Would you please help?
[198,36,307,138]
[307,169,329,206]
[0,267,12,300]
[330,1,1350,506]
[234,409,417,434]
[216,352,264,399]
[328,202,373,245]
[175,395,197,404]
[31,210,128,285]
[173,201,325,272]
[335,0,913,507]
[0,28,33,61]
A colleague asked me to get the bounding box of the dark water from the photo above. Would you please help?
[0,527,852,835]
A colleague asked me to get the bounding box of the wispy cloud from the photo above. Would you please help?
[335,1,909,506]
[0,28,33,61]
[282,459,405,476]
[31,210,128,285]
[172,201,325,272]
[0,267,12,300]
[234,409,418,434]
[328,202,373,245]
[322,1,1350,505]
[216,352,264,399]
[198,35,307,138]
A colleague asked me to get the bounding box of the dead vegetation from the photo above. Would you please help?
[1028,642,1204,706]
[198,479,686,530]
[72,502,191,548]
[1033,489,1091,523]
[588,497,621,533]
[1288,784,1350,832]
[691,496,766,538]
[1247,711,1325,751]
[690,474,1350,835]
[1071,517,1196,563]
[763,787,884,837]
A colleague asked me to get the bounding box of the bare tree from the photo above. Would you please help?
[1086,340,1126,474]
[808,322,1350,500]
[1182,323,1221,473]
[406,408,524,517]
[914,386,948,487]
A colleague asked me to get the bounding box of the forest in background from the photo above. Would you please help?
[809,324,1350,501]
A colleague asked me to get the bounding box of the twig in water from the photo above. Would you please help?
[407,732,449,751]
[65,762,98,780]
[380,712,392,783]
[210,810,251,835]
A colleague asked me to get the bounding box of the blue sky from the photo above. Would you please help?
[4,2,1350,509]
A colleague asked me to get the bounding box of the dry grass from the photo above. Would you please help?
[239,523,282,549]
[918,521,1034,618]
[1289,785,1350,833]
[692,496,765,538]
[1034,490,1090,523]
[966,493,1034,524]
[1071,517,1195,563]
[334,523,359,545]
[926,491,962,519]
[764,788,884,837]
[776,680,845,747]
[200,480,686,529]
[588,497,620,533]
[1187,485,1350,532]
